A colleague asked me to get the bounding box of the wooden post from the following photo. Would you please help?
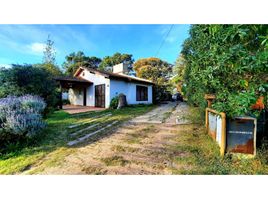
[204,94,216,108]
[220,112,226,157]
[205,108,209,129]
[59,83,63,109]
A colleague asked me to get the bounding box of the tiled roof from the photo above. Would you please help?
[77,67,154,85]
[54,76,92,83]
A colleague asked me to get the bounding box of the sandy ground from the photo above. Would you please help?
[27,102,195,175]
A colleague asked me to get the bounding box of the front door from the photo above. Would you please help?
[95,84,105,108]
[83,87,87,106]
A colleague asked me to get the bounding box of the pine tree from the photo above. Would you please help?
[43,35,56,65]
[41,35,62,76]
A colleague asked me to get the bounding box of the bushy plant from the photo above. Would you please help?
[0,64,61,113]
[110,96,119,109]
[0,95,46,139]
[181,25,268,117]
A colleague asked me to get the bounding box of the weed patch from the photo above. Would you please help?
[101,156,129,167]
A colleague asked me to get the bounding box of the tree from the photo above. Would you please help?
[169,54,186,94]
[43,35,56,65]
[0,64,60,112]
[63,51,101,75]
[133,57,173,102]
[99,52,134,72]
[41,35,62,76]
[181,25,268,117]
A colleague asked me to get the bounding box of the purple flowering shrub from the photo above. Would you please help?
[0,95,46,138]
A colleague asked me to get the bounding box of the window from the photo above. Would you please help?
[136,85,148,101]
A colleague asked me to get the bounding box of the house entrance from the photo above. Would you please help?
[95,84,105,108]
[83,88,87,106]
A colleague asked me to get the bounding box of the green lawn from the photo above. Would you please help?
[0,104,155,174]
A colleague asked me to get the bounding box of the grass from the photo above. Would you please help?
[101,155,129,166]
[0,104,155,174]
[112,145,139,153]
[124,125,155,144]
[162,103,177,122]
[171,127,268,174]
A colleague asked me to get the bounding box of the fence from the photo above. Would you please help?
[205,108,226,156]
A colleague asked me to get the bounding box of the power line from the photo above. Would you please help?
[155,24,174,57]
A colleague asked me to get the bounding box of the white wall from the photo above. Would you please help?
[68,88,84,105]
[77,69,110,108]
[110,79,153,105]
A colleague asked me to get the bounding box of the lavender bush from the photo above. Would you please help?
[0,95,46,138]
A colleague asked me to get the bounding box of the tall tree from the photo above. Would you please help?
[41,35,62,76]
[169,54,186,94]
[43,35,56,65]
[99,52,134,72]
[63,51,101,75]
[134,57,173,102]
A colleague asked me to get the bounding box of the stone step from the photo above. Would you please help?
[68,113,112,129]
[70,123,100,137]
[67,121,119,146]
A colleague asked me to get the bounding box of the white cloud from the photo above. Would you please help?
[0,64,12,68]
[26,42,46,55]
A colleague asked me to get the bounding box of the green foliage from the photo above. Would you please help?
[182,25,268,117]
[35,63,62,77]
[134,57,173,101]
[110,96,119,109]
[169,54,186,94]
[99,52,134,72]
[63,51,102,75]
[0,65,60,110]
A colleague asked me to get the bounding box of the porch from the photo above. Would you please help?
[55,76,93,109]
[63,105,106,114]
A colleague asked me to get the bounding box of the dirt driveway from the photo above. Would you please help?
[27,102,199,175]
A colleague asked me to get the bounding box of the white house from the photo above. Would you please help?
[57,63,154,108]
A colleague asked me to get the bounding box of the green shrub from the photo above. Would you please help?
[182,25,268,118]
[110,96,119,109]
[0,64,60,113]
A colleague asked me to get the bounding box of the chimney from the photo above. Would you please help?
[113,63,129,74]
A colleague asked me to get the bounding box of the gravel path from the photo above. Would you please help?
[130,101,178,124]
[165,102,191,125]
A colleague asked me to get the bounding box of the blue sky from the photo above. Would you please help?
[0,24,190,68]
